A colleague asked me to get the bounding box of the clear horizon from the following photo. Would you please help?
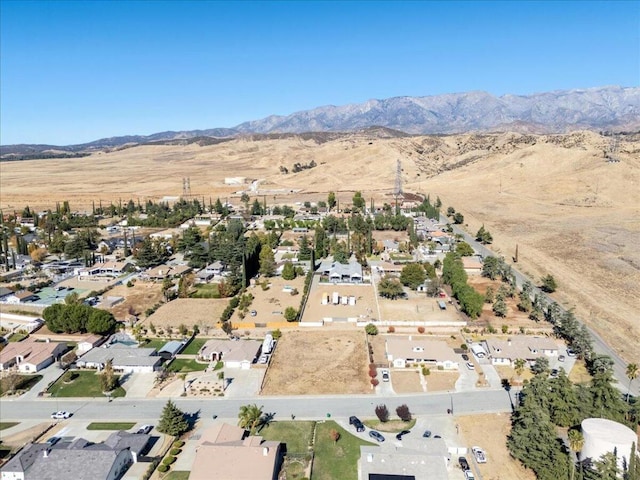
[1,0,639,145]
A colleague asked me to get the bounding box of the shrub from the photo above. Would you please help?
[163,455,176,465]
[126,280,134,287]
[461,343,468,350]
[371,378,379,386]
[422,366,430,376]
[396,404,412,422]
[375,404,389,422]
[387,326,395,333]
[501,324,509,334]
[157,464,169,473]
[417,326,425,334]
[172,440,185,448]
[170,448,181,456]
[369,368,377,378]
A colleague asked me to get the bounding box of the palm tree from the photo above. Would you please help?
[514,358,526,381]
[626,363,638,404]
[238,403,263,434]
[568,428,584,480]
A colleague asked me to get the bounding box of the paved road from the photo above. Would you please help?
[444,216,639,396]
[0,390,515,422]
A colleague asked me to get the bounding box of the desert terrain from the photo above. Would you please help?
[1,130,638,363]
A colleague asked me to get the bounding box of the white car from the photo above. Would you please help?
[136,424,153,434]
[466,362,475,370]
[381,370,390,382]
[472,446,487,463]
[51,411,71,419]
[464,471,476,480]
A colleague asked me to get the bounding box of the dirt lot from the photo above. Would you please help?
[458,413,536,480]
[100,281,165,320]
[378,288,463,323]
[261,330,371,395]
[238,275,306,324]
[302,276,377,323]
[391,370,423,393]
[144,298,228,334]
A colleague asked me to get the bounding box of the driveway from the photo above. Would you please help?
[120,372,156,399]
[455,365,478,392]
[375,369,395,395]
[223,367,266,397]
[20,363,66,400]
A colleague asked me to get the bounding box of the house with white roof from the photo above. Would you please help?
[385,336,459,370]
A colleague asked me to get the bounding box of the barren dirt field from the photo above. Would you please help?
[1,131,638,363]
[458,413,536,480]
[101,281,164,320]
[391,370,423,393]
[144,298,228,334]
[237,275,305,325]
[260,330,371,395]
[378,288,463,323]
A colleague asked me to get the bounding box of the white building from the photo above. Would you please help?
[581,418,638,471]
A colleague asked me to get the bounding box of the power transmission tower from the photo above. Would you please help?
[182,177,192,198]
[394,160,403,213]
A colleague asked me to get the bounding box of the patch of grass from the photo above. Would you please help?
[312,421,375,480]
[190,284,220,299]
[363,418,416,432]
[165,472,190,480]
[8,333,28,342]
[569,360,592,384]
[181,337,207,355]
[0,374,42,396]
[259,421,314,454]
[86,422,136,430]
[141,338,167,351]
[0,422,19,431]
[48,371,126,398]
[167,358,208,373]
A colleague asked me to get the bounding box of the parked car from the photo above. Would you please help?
[567,348,576,357]
[381,370,390,382]
[458,456,470,471]
[51,411,71,419]
[46,436,61,446]
[465,471,476,480]
[466,362,475,370]
[369,430,385,442]
[258,354,269,364]
[550,368,559,378]
[349,416,365,432]
[136,424,153,434]
[472,446,487,463]
[422,430,432,438]
[558,355,566,362]
[395,430,411,441]
[250,310,257,317]
[462,353,470,361]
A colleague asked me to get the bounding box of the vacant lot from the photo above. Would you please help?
[237,275,305,325]
[145,298,228,334]
[102,281,165,320]
[391,370,423,393]
[458,413,536,480]
[261,330,371,395]
[378,289,463,323]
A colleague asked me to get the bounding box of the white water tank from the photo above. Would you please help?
[581,418,637,469]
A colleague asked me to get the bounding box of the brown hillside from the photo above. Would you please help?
[1,131,638,363]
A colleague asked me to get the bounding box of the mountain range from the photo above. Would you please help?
[2,85,638,159]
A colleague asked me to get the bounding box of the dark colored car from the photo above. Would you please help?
[349,416,365,432]
[395,429,411,441]
[459,456,470,471]
[422,430,432,438]
[462,353,470,361]
[369,430,385,442]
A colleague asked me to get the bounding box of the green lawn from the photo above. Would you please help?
[190,284,220,298]
[164,472,190,480]
[8,333,28,342]
[48,371,126,398]
[0,375,42,396]
[167,358,208,373]
[141,338,167,351]
[87,422,136,430]
[181,337,207,355]
[0,422,19,431]
[312,421,375,480]
[259,421,314,454]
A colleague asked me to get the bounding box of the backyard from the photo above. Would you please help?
[48,371,126,398]
[0,374,42,396]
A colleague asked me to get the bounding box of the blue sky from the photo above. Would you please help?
[1,1,638,145]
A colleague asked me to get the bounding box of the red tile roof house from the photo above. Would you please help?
[190,423,281,480]
[0,338,67,373]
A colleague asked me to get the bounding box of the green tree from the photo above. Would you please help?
[453,212,464,224]
[446,206,455,217]
[626,363,639,404]
[64,291,81,305]
[352,191,366,212]
[541,274,558,293]
[476,224,493,244]
[378,275,405,299]
[514,358,526,380]
[531,357,550,375]
[481,256,501,280]
[493,297,508,317]
[327,192,336,211]
[456,241,475,257]
[365,323,378,335]
[157,400,189,437]
[284,306,298,322]
[100,359,118,392]
[238,403,263,434]
[400,263,426,290]
[281,261,296,280]
[258,245,276,277]
[485,286,495,303]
